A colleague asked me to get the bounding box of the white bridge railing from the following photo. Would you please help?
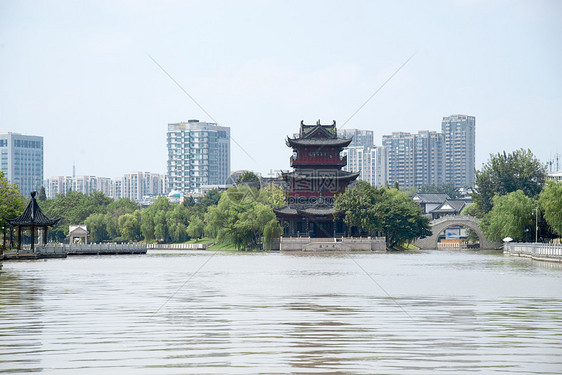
[147,242,215,250]
[36,243,147,254]
[504,242,562,260]
[431,215,480,227]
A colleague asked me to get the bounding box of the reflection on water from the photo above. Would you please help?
[1,250,561,374]
[0,267,44,373]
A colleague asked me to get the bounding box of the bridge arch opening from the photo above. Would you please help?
[436,224,480,249]
[414,215,499,250]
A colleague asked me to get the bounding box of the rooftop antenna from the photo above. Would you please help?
[73,161,76,178]
[548,153,560,173]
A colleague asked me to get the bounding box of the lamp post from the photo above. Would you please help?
[533,207,539,243]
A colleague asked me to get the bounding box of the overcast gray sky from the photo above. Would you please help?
[1,0,561,179]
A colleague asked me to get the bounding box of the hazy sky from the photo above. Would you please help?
[1,0,561,179]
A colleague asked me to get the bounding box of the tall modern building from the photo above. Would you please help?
[120,172,166,201]
[341,145,388,188]
[45,172,167,201]
[370,145,388,188]
[442,114,475,188]
[382,130,444,190]
[338,129,374,147]
[0,132,44,196]
[167,120,230,194]
[338,128,387,187]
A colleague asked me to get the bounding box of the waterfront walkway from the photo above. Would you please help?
[504,242,562,263]
[2,243,147,260]
[280,237,386,251]
[147,242,215,250]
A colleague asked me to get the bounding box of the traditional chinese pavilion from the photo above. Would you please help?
[5,191,60,251]
[274,120,359,238]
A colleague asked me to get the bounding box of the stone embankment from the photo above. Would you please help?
[2,243,147,260]
[147,242,215,250]
[504,242,562,263]
[280,237,386,252]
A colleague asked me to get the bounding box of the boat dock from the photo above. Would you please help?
[1,243,147,260]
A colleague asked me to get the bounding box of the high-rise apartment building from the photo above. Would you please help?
[45,172,167,201]
[338,129,374,147]
[382,114,475,190]
[46,175,110,198]
[341,145,388,188]
[120,172,167,201]
[338,128,387,187]
[45,175,72,198]
[167,120,230,194]
[442,114,475,188]
[370,145,388,188]
[382,130,444,190]
[0,132,44,196]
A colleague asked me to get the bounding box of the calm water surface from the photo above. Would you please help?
[1,250,561,374]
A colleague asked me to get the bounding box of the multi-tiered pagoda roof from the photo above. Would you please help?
[274,120,359,238]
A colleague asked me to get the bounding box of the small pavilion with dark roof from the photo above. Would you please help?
[4,191,60,251]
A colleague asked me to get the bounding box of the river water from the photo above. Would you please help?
[1,250,561,374]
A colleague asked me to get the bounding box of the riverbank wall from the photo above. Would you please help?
[2,243,147,260]
[147,242,215,250]
[504,242,562,263]
[280,237,386,252]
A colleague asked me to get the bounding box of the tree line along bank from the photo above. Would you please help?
[1,148,560,250]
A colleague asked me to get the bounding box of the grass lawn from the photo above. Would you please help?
[207,242,238,251]
[394,243,420,251]
[183,237,214,244]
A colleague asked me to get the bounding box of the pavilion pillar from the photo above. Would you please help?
[30,226,35,252]
[17,226,22,250]
[305,218,309,237]
[43,227,48,246]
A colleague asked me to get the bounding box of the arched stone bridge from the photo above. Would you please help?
[414,215,501,250]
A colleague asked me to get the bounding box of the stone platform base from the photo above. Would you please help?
[280,237,386,252]
[3,249,67,260]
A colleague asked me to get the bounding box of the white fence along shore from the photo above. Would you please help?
[504,242,562,263]
[147,242,215,250]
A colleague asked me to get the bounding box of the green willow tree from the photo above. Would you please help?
[0,171,26,228]
[376,188,432,248]
[205,185,277,250]
[473,149,546,213]
[334,181,431,249]
[84,213,109,243]
[41,191,113,241]
[187,216,205,240]
[118,211,142,242]
[263,219,282,250]
[480,190,535,242]
[539,181,562,236]
[258,185,286,209]
[237,171,260,182]
[334,181,383,235]
[38,186,47,201]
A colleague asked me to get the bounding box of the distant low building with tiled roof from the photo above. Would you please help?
[411,193,450,215]
[430,199,468,219]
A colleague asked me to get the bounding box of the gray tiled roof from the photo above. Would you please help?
[430,199,467,214]
[412,193,450,203]
[5,192,60,227]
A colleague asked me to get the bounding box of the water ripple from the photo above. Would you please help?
[1,251,561,374]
